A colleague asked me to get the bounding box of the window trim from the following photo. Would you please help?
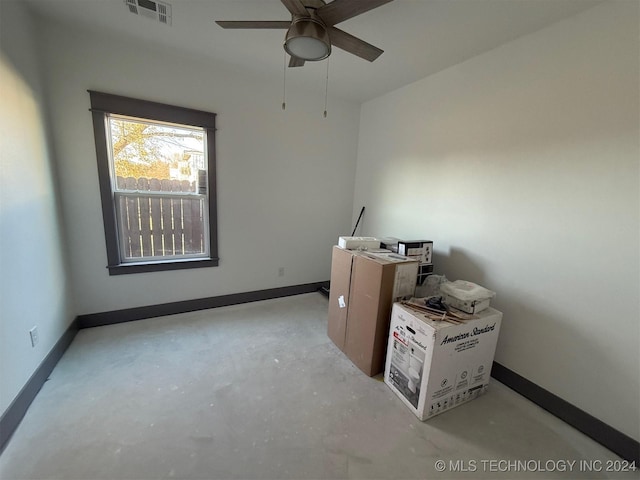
[89,90,218,275]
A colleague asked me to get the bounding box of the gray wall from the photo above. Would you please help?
[36,16,360,315]
[353,1,639,441]
[0,1,75,415]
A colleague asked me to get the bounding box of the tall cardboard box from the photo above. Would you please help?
[328,246,418,376]
[327,246,355,351]
[384,303,502,420]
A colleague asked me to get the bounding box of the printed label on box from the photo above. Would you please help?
[338,295,346,309]
[386,321,428,409]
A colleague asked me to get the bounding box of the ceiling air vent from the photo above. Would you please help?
[124,0,172,26]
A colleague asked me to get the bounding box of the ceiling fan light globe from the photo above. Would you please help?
[284,18,331,61]
[285,36,329,60]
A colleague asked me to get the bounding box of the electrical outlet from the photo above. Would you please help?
[29,326,39,347]
[278,267,285,277]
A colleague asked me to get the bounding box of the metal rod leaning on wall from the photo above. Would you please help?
[351,206,365,236]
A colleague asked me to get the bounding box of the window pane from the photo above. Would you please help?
[109,116,206,192]
[108,116,208,262]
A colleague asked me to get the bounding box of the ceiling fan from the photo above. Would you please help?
[216,0,394,67]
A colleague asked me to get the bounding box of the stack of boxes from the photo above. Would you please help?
[327,236,503,421]
[327,243,418,376]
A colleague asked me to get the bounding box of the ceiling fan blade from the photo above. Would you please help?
[328,27,383,62]
[289,56,306,67]
[280,0,309,17]
[317,0,394,26]
[215,21,290,29]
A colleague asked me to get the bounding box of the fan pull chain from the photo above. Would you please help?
[323,57,330,118]
[282,51,287,110]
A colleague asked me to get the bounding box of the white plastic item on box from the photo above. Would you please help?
[338,236,380,250]
[440,280,495,301]
[440,280,496,314]
[384,303,502,421]
[442,294,491,314]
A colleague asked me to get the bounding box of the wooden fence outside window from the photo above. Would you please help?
[115,176,205,260]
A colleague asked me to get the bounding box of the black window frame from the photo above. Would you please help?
[89,90,219,275]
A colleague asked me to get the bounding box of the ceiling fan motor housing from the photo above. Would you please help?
[284,14,331,61]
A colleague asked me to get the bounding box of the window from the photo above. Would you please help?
[89,91,218,275]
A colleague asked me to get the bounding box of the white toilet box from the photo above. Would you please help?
[384,303,502,421]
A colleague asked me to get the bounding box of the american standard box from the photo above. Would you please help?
[328,246,419,376]
[384,303,502,420]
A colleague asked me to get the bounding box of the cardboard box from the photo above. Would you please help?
[417,263,434,286]
[384,303,502,420]
[327,247,356,351]
[328,246,419,376]
[397,240,433,264]
[338,236,380,250]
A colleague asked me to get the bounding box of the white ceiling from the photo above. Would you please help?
[22,0,602,103]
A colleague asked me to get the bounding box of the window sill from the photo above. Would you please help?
[107,258,219,275]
